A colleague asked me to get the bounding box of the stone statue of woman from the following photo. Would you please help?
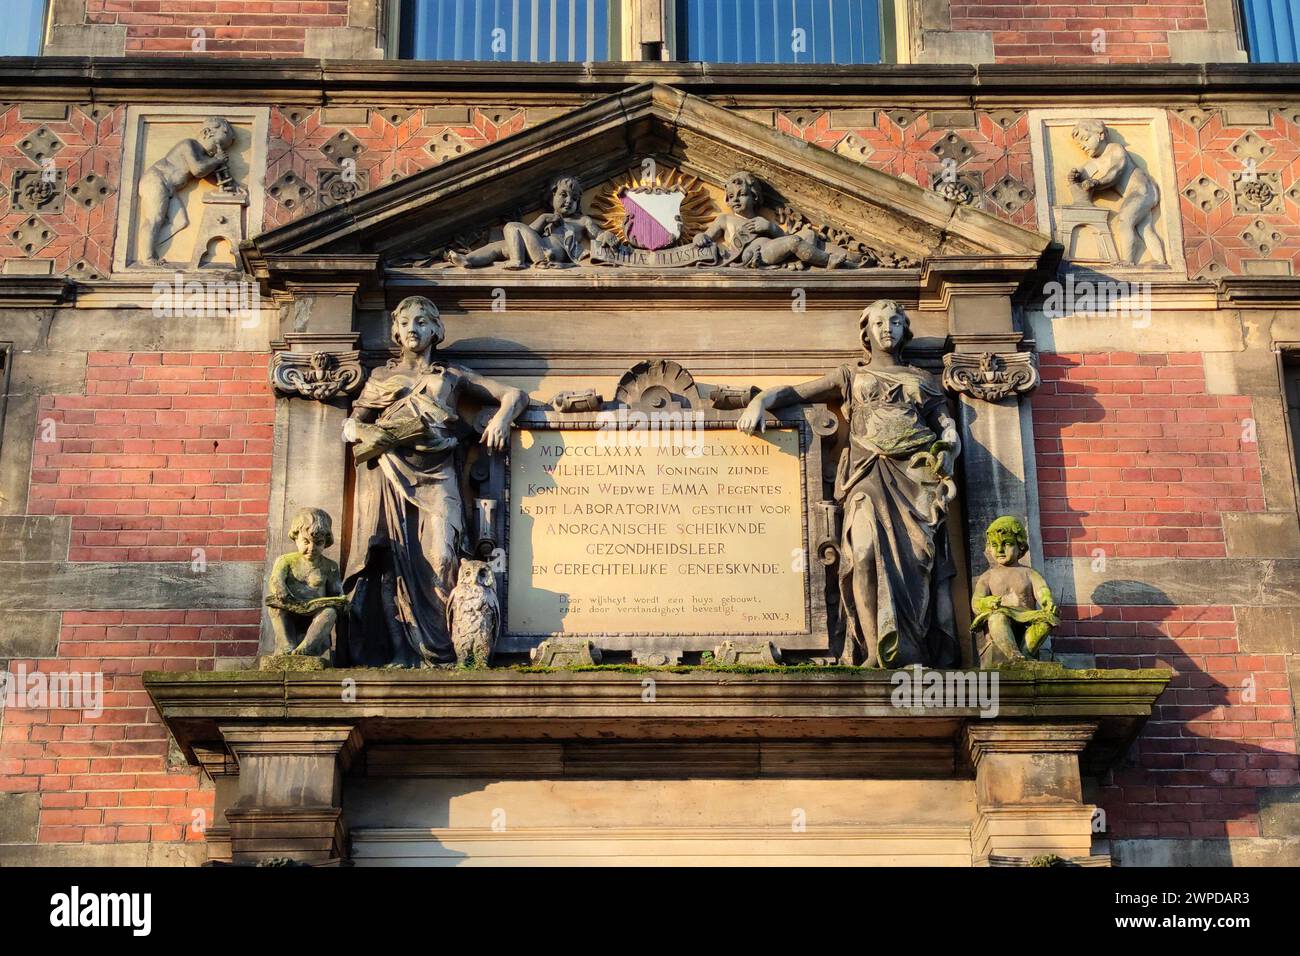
[343,295,527,666]
[737,299,961,668]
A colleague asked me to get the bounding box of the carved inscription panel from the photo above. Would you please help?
[506,427,807,640]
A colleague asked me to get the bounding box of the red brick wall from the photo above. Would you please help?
[1036,351,1298,838]
[88,0,351,57]
[2,611,260,845]
[1055,605,1297,838]
[28,352,273,563]
[950,2,1211,62]
[1034,352,1263,560]
[0,350,271,845]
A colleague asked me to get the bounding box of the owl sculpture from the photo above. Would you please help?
[447,559,500,668]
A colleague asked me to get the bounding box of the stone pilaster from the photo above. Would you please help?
[220,724,362,864]
[964,722,1100,865]
[925,259,1046,573]
[256,257,379,657]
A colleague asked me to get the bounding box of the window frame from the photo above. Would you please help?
[666,0,897,65]
[389,0,907,63]
[393,0,621,63]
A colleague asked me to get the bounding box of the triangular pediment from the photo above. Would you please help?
[242,82,1051,274]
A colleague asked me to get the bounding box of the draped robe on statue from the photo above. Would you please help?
[344,363,466,666]
[832,361,959,668]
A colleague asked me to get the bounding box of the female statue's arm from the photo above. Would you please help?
[461,371,529,454]
[737,372,842,435]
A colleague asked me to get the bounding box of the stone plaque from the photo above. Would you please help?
[505,424,814,651]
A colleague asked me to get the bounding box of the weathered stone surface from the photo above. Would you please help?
[1027,310,1242,353]
[0,516,71,562]
[1259,787,1300,838]
[713,641,782,666]
[1046,556,1300,607]
[0,562,260,610]
[1222,511,1300,558]
[0,610,61,657]
[0,793,40,843]
[1235,605,1300,654]
[1112,838,1300,867]
[530,639,602,667]
[0,842,206,866]
[257,654,327,671]
[1167,30,1248,63]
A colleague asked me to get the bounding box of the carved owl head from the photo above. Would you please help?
[457,559,496,592]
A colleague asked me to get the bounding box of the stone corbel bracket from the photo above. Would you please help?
[942,350,1040,402]
[270,349,364,401]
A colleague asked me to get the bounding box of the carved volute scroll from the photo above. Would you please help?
[270,350,364,401]
[942,351,1040,402]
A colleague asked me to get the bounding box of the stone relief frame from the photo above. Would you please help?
[112,105,269,275]
[1028,107,1186,275]
[498,404,835,658]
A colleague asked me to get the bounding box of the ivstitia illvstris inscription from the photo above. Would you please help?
[508,428,805,636]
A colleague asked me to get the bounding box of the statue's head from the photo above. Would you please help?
[199,116,235,154]
[390,295,445,355]
[724,171,762,216]
[458,558,496,591]
[548,174,583,217]
[1070,119,1107,158]
[858,299,912,357]
[985,515,1029,567]
[288,507,333,558]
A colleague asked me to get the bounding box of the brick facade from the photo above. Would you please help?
[91,0,351,58]
[951,2,1211,62]
[29,353,272,563]
[0,4,1297,868]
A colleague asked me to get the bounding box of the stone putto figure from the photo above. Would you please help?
[1067,119,1165,267]
[447,173,619,268]
[970,515,1060,667]
[343,295,527,667]
[738,299,960,668]
[695,171,854,269]
[447,559,501,668]
[264,507,347,664]
[136,116,239,267]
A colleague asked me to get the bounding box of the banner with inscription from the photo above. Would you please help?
[507,427,806,638]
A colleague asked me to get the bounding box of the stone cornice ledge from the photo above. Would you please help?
[145,664,1171,775]
[4,59,1300,103]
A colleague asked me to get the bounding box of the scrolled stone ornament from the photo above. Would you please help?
[941,351,1039,402]
[270,349,364,401]
[550,388,603,412]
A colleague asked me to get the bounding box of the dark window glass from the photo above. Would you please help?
[676,0,881,64]
[401,0,612,62]
[2,0,45,56]
[1241,0,1300,62]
